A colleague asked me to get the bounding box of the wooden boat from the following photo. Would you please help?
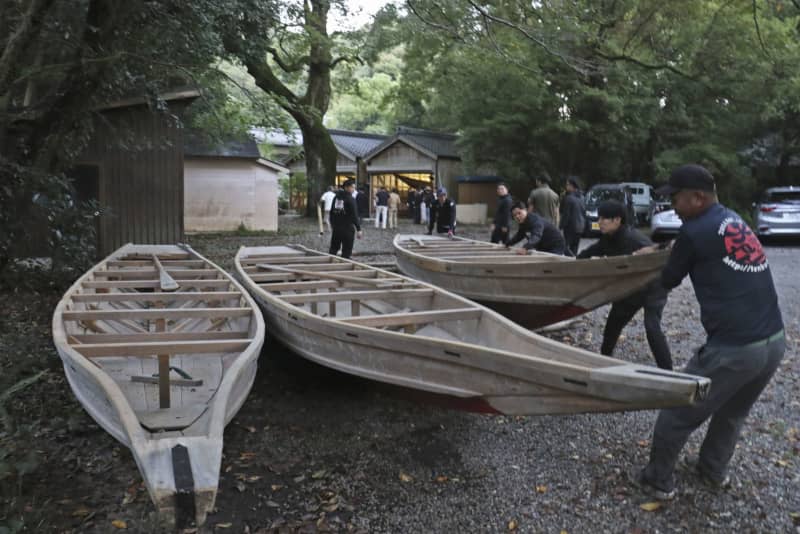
[52,244,264,528]
[393,234,671,329]
[235,244,708,416]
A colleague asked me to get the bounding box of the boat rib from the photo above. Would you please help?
[393,234,671,328]
[53,244,264,528]
[236,244,709,416]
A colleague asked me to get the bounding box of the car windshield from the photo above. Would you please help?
[764,191,800,203]
[586,188,625,207]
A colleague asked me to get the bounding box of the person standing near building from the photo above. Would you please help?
[632,164,784,500]
[375,186,390,229]
[577,200,671,370]
[319,185,336,233]
[490,182,513,245]
[407,188,418,222]
[507,201,567,255]
[329,180,363,259]
[560,177,585,256]
[427,187,456,236]
[420,186,433,225]
[387,188,401,229]
[528,172,560,226]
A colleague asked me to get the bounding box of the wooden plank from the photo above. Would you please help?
[93,269,220,279]
[122,253,191,261]
[241,256,333,266]
[131,376,203,387]
[259,280,340,291]
[278,288,435,304]
[156,313,170,408]
[72,339,253,358]
[107,259,206,268]
[70,331,250,343]
[71,291,240,303]
[83,280,231,289]
[62,307,252,321]
[256,264,401,287]
[339,308,482,328]
[249,270,380,282]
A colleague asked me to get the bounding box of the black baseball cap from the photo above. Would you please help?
[597,200,626,222]
[342,179,355,188]
[656,164,716,196]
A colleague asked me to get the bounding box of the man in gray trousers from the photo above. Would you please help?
[633,164,785,499]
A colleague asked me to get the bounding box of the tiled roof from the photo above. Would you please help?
[396,127,460,158]
[329,129,388,159]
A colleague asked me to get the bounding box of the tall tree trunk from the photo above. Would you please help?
[295,114,337,216]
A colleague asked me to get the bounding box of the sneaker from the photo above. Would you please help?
[631,469,676,501]
[682,455,731,489]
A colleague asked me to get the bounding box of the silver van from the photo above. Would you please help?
[620,182,653,224]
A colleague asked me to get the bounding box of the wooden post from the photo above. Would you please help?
[351,300,360,317]
[155,302,170,409]
[310,289,317,315]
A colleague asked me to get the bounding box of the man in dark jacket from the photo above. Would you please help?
[407,187,418,222]
[329,180,362,259]
[507,201,568,255]
[490,182,513,244]
[559,176,585,255]
[633,164,784,501]
[428,187,456,236]
[577,200,672,370]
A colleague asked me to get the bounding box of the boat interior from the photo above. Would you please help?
[59,247,258,434]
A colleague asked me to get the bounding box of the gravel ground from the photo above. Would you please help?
[1,215,798,533]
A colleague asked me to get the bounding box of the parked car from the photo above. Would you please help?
[649,191,672,221]
[753,186,800,237]
[650,209,682,240]
[583,183,628,235]
[620,182,653,224]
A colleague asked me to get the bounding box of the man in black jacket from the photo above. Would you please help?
[490,182,512,244]
[428,187,457,236]
[559,176,585,255]
[329,180,362,259]
[578,200,672,370]
[507,201,568,255]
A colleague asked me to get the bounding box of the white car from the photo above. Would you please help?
[753,187,800,237]
[650,209,682,240]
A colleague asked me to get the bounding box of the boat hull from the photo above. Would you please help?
[53,244,264,527]
[393,234,669,328]
[236,245,708,416]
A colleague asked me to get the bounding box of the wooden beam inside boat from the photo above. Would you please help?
[70,331,251,343]
[72,339,253,358]
[71,291,241,303]
[82,280,231,289]
[107,259,207,268]
[93,269,220,279]
[240,256,333,265]
[278,288,435,304]
[62,307,252,321]
[339,307,482,327]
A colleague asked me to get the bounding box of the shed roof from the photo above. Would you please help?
[184,131,262,159]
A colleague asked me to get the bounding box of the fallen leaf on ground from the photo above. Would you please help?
[535,485,547,493]
[638,440,649,447]
[640,501,662,512]
[72,507,91,517]
[271,484,283,491]
[216,522,233,529]
[239,452,256,461]
[312,469,327,479]
[435,475,448,483]
[507,519,518,530]
[111,519,127,529]
[399,472,413,482]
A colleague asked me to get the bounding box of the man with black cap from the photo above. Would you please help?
[632,164,784,501]
[559,176,585,255]
[427,187,456,236]
[577,200,672,370]
[329,180,363,259]
[528,172,560,226]
[507,201,567,255]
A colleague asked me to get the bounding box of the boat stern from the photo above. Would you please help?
[132,437,223,529]
[589,364,711,408]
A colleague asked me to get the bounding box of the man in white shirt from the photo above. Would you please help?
[320,186,336,232]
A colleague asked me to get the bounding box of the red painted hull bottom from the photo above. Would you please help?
[476,301,589,330]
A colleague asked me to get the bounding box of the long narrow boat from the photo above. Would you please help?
[393,234,670,329]
[52,244,264,528]
[236,244,708,416]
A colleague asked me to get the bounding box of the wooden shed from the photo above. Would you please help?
[457,175,506,223]
[184,134,286,232]
[69,90,199,256]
